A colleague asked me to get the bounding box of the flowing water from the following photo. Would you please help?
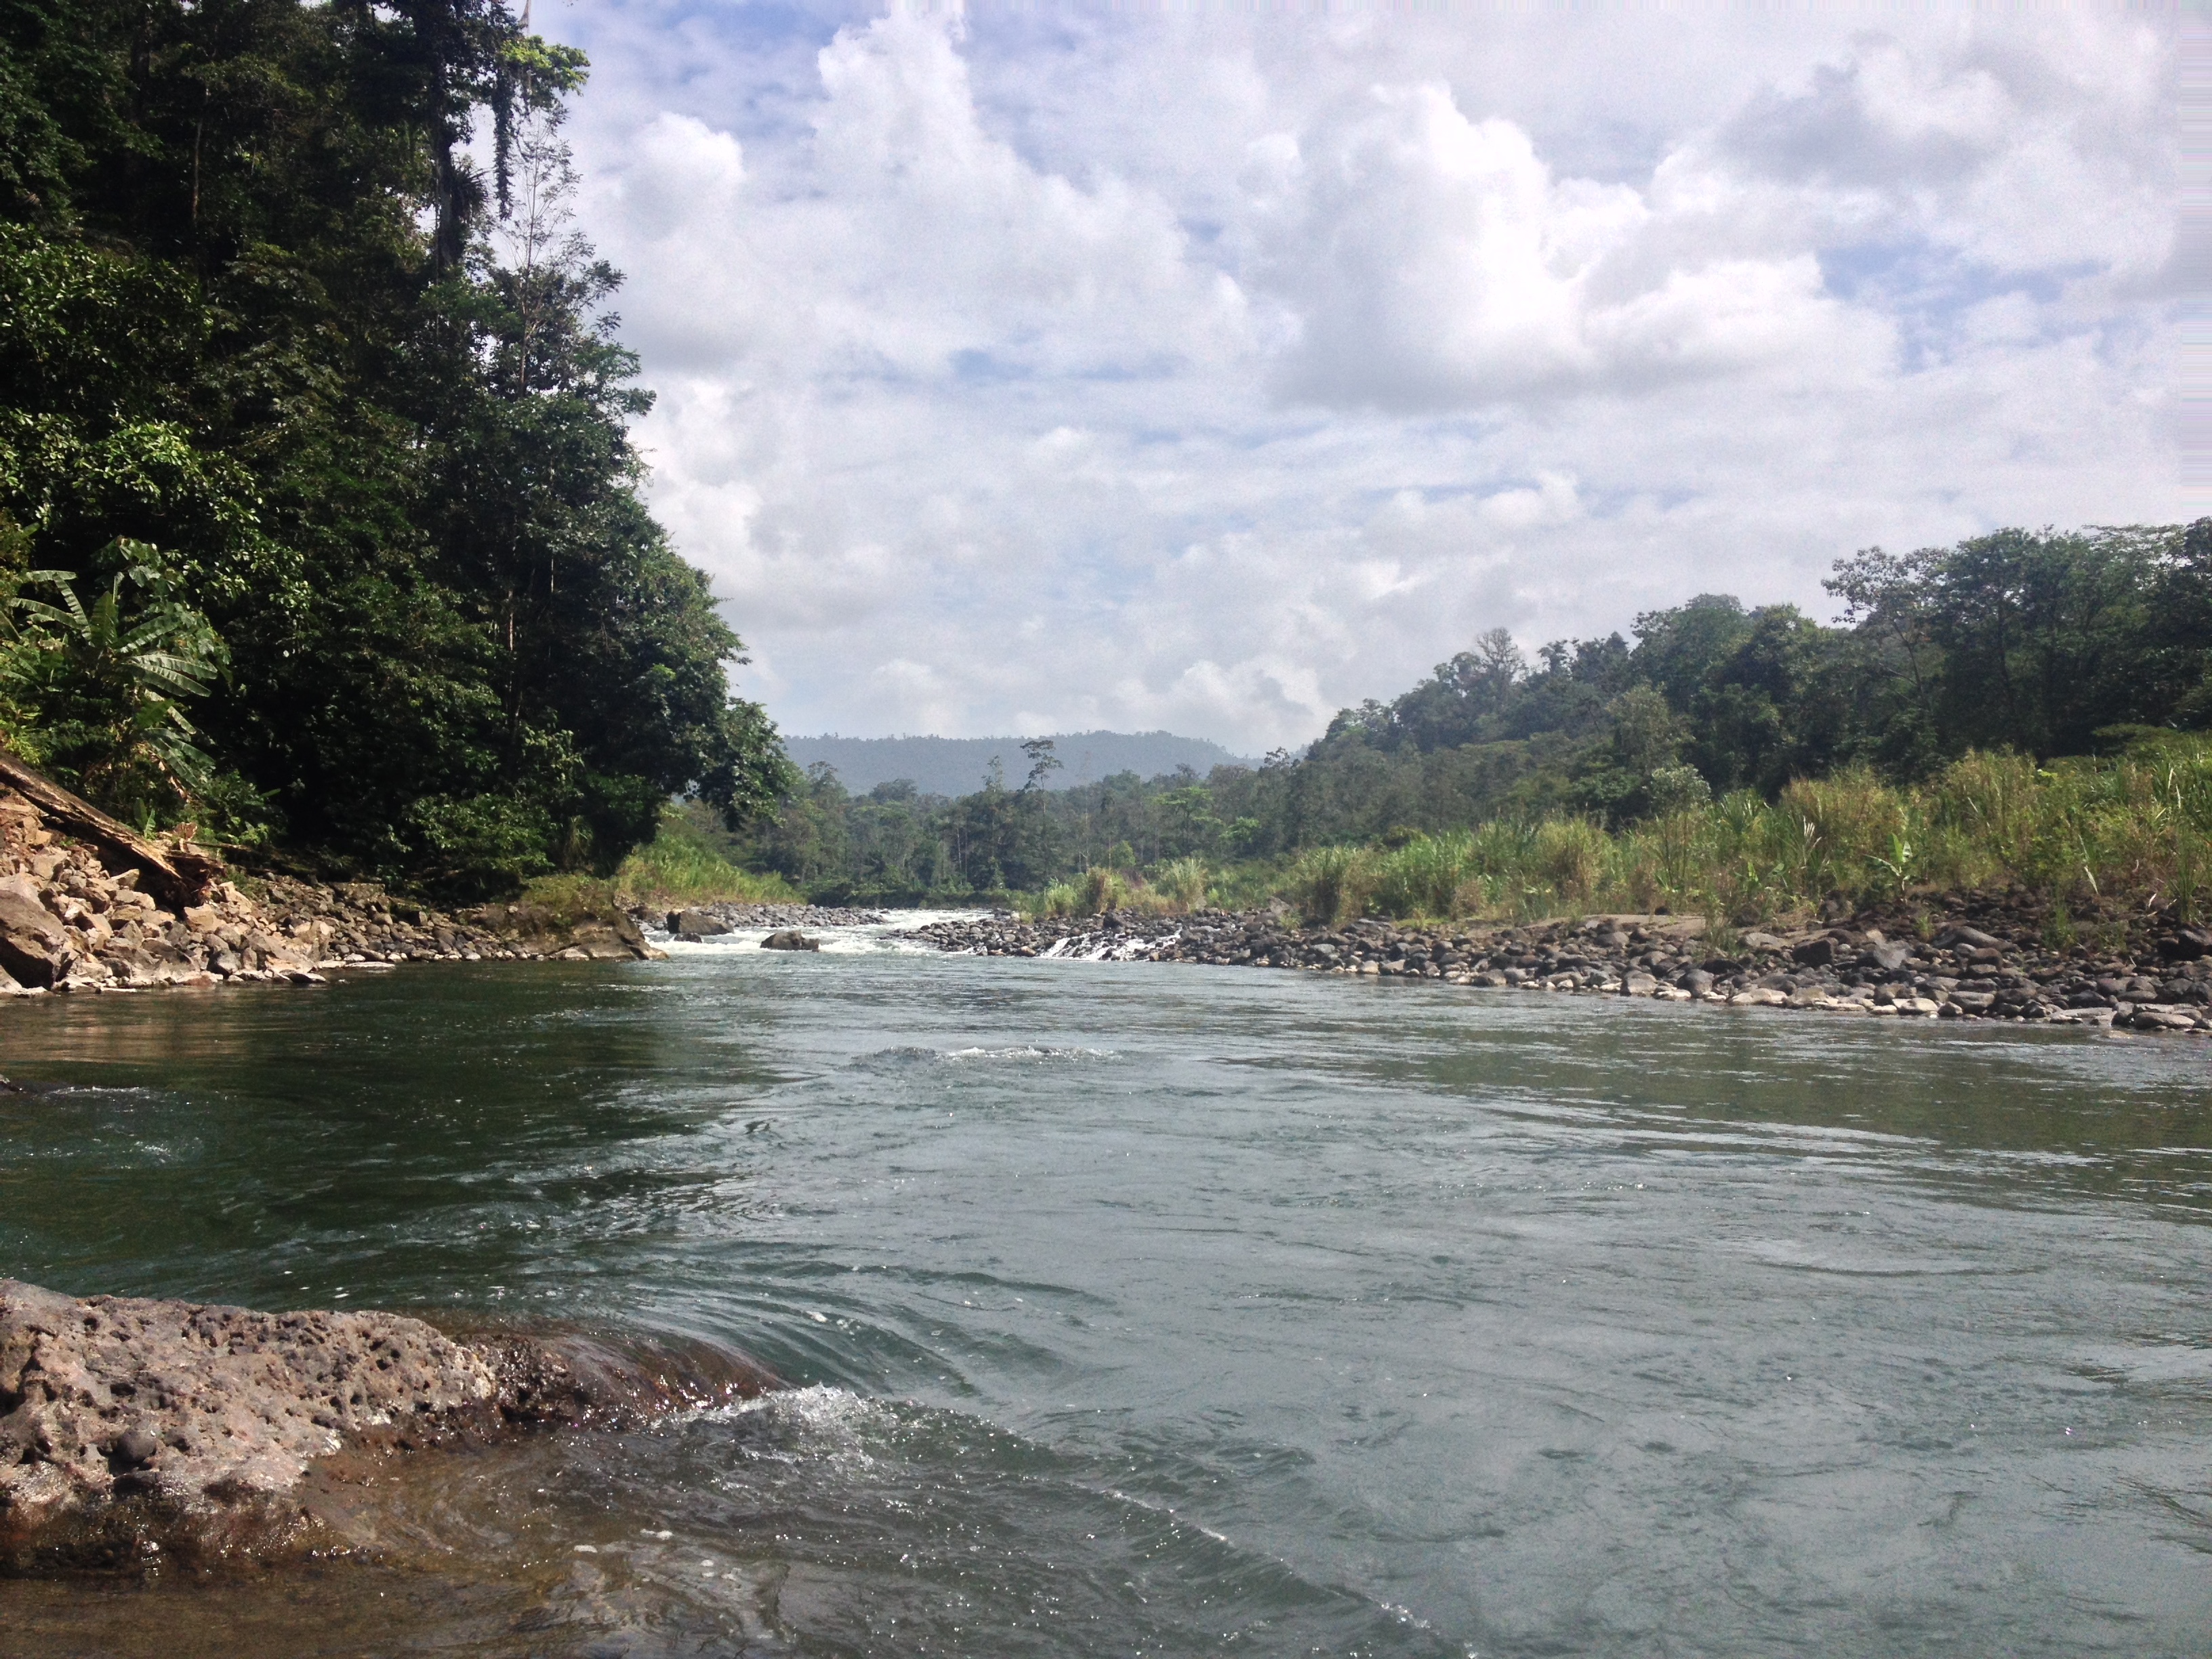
[1,922,2209,1656]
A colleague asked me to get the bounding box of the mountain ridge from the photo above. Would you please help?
[780,731,1260,797]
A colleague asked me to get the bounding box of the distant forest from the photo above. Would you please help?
[781,731,1255,798]
[709,522,2212,903]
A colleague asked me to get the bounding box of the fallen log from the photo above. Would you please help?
[0,747,224,907]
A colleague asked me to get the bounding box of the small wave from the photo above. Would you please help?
[941,1045,1118,1063]
[1040,935,1178,962]
[856,1044,1118,1069]
[1742,1240,1986,1276]
[695,1383,894,1471]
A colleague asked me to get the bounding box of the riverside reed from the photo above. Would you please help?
[1024,741,2212,935]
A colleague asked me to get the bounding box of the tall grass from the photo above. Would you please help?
[1025,855,1223,920]
[613,819,803,907]
[1023,742,2212,929]
[1151,857,1212,911]
[1284,844,1374,926]
[1260,741,2212,928]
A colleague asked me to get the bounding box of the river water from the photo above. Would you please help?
[2,921,2209,1656]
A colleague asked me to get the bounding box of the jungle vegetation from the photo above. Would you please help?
[710,522,2212,923]
[0,0,790,895]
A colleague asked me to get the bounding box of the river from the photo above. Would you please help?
[2,919,2209,1656]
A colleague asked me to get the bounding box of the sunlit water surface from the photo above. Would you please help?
[2,920,2209,1656]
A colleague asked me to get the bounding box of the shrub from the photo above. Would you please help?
[1370,832,1472,919]
[1285,844,1376,926]
[1151,856,1212,912]
[1028,865,1184,918]
[614,808,804,905]
[0,544,232,832]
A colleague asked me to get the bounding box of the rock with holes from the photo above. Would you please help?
[0,1279,500,1559]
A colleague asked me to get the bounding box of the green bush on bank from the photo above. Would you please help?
[1027,857,1216,920]
[615,808,804,907]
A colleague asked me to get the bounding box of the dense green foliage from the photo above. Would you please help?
[724,524,2211,907]
[1233,521,2212,851]
[0,0,788,889]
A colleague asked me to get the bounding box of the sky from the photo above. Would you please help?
[536,0,2194,752]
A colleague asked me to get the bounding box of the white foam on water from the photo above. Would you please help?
[658,908,994,958]
[940,1044,1118,1063]
[692,1383,897,1472]
[1041,930,1181,962]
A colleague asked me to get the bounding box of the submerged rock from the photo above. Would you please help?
[0,1279,776,1571]
[0,1281,493,1565]
[760,928,821,951]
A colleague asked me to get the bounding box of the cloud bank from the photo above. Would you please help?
[551,1,2184,752]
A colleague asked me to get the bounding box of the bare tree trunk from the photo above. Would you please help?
[0,748,224,907]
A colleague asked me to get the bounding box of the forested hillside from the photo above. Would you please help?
[1210,523,2212,853]
[0,0,788,895]
[779,731,1255,798]
[698,524,2212,906]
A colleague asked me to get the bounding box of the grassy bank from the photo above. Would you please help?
[1020,741,2212,936]
[612,808,805,908]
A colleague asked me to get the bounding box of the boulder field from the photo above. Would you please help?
[0,1279,777,1572]
[901,902,2212,1035]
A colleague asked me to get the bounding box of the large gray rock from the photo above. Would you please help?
[0,1279,779,1570]
[1866,941,1914,972]
[0,876,70,989]
[760,928,821,951]
[466,895,663,962]
[672,907,731,941]
[2124,1005,2200,1032]
[1936,924,2003,951]
[0,1280,499,1556]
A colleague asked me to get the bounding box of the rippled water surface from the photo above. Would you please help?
[2,926,2209,1656]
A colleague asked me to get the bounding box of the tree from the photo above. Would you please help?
[0,0,789,888]
[0,541,229,828]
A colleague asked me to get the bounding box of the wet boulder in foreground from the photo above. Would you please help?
[0,1279,777,1570]
[0,1280,501,1563]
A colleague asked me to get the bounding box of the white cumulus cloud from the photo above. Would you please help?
[546,2,2185,754]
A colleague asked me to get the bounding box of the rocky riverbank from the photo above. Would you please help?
[651,901,886,942]
[900,901,2212,1035]
[0,1279,776,1571]
[0,761,659,998]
